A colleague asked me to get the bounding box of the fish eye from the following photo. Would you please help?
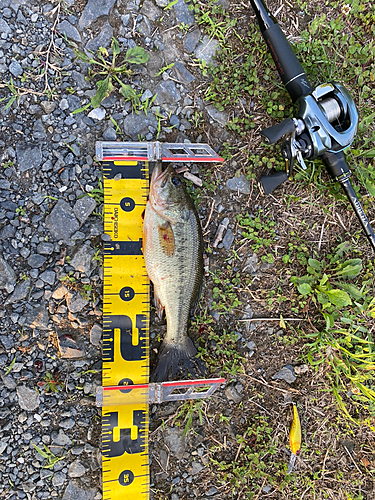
[172,176,180,186]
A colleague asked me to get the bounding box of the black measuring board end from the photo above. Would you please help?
[103,161,148,180]
[104,239,143,256]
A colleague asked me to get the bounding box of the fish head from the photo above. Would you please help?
[149,163,191,223]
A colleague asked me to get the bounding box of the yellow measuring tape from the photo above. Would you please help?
[102,159,150,499]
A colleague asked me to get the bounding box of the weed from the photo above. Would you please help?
[173,399,205,436]
[292,242,375,416]
[37,371,62,393]
[109,115,124,138]
[237,209,277,255]
[73,37,149,113]
[31,442,65,469]
[59,271,76,284]
[4,357,16,376]
[155,62,174,77]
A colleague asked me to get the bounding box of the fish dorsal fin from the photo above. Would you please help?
[158,221,175,257]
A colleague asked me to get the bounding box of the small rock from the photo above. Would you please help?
[174,0,195,25]
[52,429,72,446]
[58,334,84,359]
[66,292,89,313]
[226,174,251,194]
[5,279,31,305]
[90,324,102,346]
[171,61,195,85]
[222,228,234,250]
[69,460,86,478]
[16,143,42,172]
[45,199,80,244]
[52,284,69,300]
[102,126,117,141]
[73,197,96,224]
[154,80,181,106]
[0,255,16,289]
[69,243,95,275]
[0,19,11,35]
[294,364,309,375]
[60,98,69,110]
[225,384,242,403]
[79,0,116,28]
[85,21,113,54]
[52,472,66,487]
[57,20,81,43]
[195,35,220,65]
[25,305,50,330]
[17,385,40,411]
[37,242,54,255]
[62,480,96,500]
[88,108,106,121]
[123,111,158,141]
[27,254,47,268]
[273,365,296,384]
[163,427,186,459]
[2,374,17,390]
[9,60,23,77]
[40,101,56,114]
[184,29,201,52]
[341,439,354,453]
[206,104,229,126]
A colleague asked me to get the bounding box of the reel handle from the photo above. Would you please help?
[322,151,375,251]
[260,118,296,144]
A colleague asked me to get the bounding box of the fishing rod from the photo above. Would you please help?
[249,0,375,251]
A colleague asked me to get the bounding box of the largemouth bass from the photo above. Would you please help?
[143,163,204,381]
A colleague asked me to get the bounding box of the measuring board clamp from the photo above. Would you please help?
[96,141,224,163]
[97,378,226,406]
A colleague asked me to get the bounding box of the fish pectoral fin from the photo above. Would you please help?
[158,221,175,257]
[153,287,165,320]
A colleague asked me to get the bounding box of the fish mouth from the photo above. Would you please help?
[151,163,173,187]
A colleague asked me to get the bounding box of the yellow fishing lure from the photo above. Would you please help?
[287,403,301,474]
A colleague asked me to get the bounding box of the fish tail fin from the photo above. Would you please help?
[151,337,206,382]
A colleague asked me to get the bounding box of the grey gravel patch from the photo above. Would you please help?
[103,126,117,141]
[79,0,116,28]
[70,243,95,275]
[17,385,40,411]
[195,35,220,65]
[73,196,96,224]
[5,279,31,305]
[226,174,251,194]
[0,255,16,289]
[57,20,82,43]
[85,21,114,54]
[45,199,80,244]
[206,104,229,126]
[37,242,54,255]
[62,480,96,500]
[90,324,102,346]
[273,365,296,384]
[123,111,158,141]
[16,143,43,172]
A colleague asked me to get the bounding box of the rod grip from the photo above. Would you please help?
[263,24,312,102]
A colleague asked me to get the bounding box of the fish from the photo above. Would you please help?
[143,162,204,381]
